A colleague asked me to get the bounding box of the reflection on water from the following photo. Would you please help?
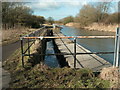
[45,40,60,68]
[61,26,118,64]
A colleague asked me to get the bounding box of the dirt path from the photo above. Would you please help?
[0,40,21,89]
[2,40,21,61]
[0,62,11,89]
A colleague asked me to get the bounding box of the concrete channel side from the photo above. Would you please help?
[54,32,112,72]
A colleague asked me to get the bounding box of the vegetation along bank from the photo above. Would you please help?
[58,2,119,32]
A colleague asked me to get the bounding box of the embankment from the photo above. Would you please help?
[84,23,117,33]
[65,22,117,33]
[2,28,38,46]
[65,22,81,28]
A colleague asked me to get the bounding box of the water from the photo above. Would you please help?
[61,26,118,64]
[45,40,60,68]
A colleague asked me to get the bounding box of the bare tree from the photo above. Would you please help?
[74,2,112,26]
[94,2,111,23]
[76,4,97,26]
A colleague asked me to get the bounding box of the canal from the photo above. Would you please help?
[45,39,60,68]
[61,26,117,64]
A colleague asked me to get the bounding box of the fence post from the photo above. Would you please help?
[113,27,120,67]
[74,37,77,68]
[20,37,24,68]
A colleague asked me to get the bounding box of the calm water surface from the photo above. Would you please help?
[45,40,60,68]
[61,26,118,64]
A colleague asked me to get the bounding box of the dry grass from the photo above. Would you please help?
[65,22,117,33]
[65,22,81,28]
[1,27,36,45]
[84,23,118,32]
[100,67,120,88]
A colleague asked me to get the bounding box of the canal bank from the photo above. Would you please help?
[1,28,49,89]
[1,40,21,89]
[65,22,117,33]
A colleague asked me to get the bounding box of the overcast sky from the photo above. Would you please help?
[24,0,119,20]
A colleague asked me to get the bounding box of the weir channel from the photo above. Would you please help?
[53,31,112,71]
[44,30,69,68]
[44,39,60,68]
[32,26,116,71]
[42,28,113,71]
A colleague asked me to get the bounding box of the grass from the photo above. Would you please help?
[8,66,110,88]
[3,41,111,89]
[1,27,37,46]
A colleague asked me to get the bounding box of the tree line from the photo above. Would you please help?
[59,2,120,26]
[2,2,46,30]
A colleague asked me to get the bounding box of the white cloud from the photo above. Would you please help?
[67,1,87,6]
[26,0,119,11]
[82,1,88,5]
[2,0,120,2]
[27,1,61,11]
[27,1,89,11]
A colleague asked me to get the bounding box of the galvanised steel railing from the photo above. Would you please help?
[20,27,120,68]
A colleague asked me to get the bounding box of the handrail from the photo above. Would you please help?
[20,27,120,68]
[22,36,115,39]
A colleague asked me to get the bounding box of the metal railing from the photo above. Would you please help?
[113,27,120,67]
[20,28,46,67]
[20,27,120,68]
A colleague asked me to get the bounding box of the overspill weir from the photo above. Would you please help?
[54,32,112,71]
[20,27,120,72]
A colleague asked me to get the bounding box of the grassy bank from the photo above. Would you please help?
[65,22,117,33]
[84,23,117,33]
[3,41,112,89]
[1,27,37,46]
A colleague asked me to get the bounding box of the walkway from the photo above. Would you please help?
[54,32,112,71]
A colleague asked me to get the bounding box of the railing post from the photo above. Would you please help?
[74,37,77,68]
[20,37,24,68]
[113,27,120,67]
[41,39,44,61]
[32,33,35,44]
[28,38,30,57]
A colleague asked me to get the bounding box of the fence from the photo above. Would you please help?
[20,28,48,67]
[20,27,120,68]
